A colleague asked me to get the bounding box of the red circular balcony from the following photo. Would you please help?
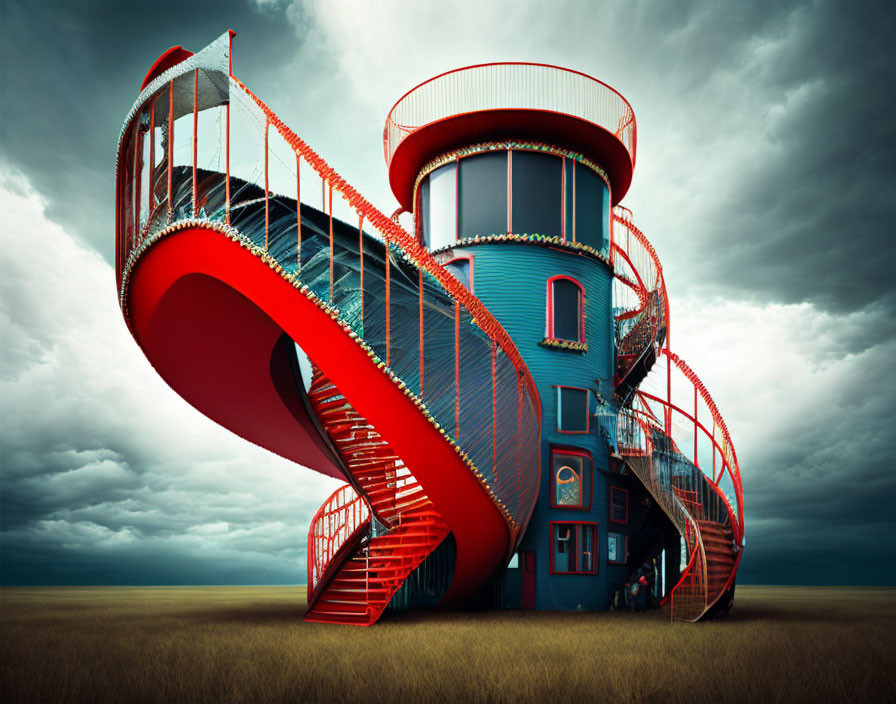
[384,62,637,210]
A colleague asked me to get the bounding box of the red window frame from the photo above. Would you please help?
[549,521,599,575]
[555,385,590,434]
[609,486,629,524]
[545,275,585,343]
[443,254,474,292]
[549,446,593,510]
[607,531,628,564]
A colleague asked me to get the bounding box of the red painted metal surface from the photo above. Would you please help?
[115,34,543,626]
[140,46,194,92]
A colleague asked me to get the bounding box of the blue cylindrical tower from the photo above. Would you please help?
[385,63,679,611]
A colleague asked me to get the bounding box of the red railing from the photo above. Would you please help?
[612,206,669,389]
[612,207,743,621]
[383,62,636,169]
[115,33,542,559]
[306,484,369,601]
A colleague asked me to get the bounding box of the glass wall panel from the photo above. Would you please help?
[426,162,457,250]
[511,150,561,236]
[458,151,507,238]
[150,88,170,213]
[553,524,575,573]
[563,156,574,239]
[580,525,595,572]
[574,162,606,251]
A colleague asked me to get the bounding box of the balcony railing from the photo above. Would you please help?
[384,63,636,168]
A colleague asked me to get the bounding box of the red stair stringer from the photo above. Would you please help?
[122,227,511,619]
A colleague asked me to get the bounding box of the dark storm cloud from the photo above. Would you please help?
[0,0,303,261]
[0,172,339,585]
[735,336,896,585]
[1,0,894,589]
[696,0,896,314]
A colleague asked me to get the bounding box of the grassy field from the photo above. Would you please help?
[1,586,894,703]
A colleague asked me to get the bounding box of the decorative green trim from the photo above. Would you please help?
[431,232,612,268]
[539,338,588,353]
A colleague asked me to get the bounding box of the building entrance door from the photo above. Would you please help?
[521,551,536,610]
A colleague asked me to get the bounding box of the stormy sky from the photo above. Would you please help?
[1,0,894,586]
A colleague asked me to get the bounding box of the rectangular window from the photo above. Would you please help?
[574,161,606,251]
[557,386,589,433]
[550,522,598,574]
[608,532,627,564]
[563,156,574,239]
[511,150,562,237]
[458,151,508,238]
[425,161,457,250]
[610,486,629,524]
[550,447,592,510]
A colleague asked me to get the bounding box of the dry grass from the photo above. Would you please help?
[1,586,894,703]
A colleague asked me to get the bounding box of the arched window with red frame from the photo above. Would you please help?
[546,275,585,343]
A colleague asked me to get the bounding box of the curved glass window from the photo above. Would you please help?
[421,161,457,250]
[574,161,607,251]
[512,150,561,236]
[416,148,609,255]
[458,151,507,238]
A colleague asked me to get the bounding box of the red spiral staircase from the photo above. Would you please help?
[115,33,542,626]
[115,33,742,625]
[612,208,744,622]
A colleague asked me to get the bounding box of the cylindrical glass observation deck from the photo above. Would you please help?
[384,63,637,213]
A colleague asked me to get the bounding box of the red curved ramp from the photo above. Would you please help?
[115,33,541,624]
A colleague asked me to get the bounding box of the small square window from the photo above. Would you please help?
[550,522,598,574]
[550,448,592,510]
[557,386,589,434]
[608,532,628,564]
[610,487,629,524]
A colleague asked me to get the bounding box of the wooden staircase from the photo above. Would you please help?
[304,368,449,626]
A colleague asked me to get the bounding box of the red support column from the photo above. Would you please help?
[419,268,424,398]
[225,99,231,225]
[666,353,672,435]
[296,152,302,271]
[492,342,497,469]
[264,119,270,250]
[385,246,391,366]
[328,183,334,302]
[694,385,699,466]
[133,124,141,250]
[167,80,173,219]
[358,213,365,331]
[148,100,155,235]
[192,69,198,217]
[455,300,460,439]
